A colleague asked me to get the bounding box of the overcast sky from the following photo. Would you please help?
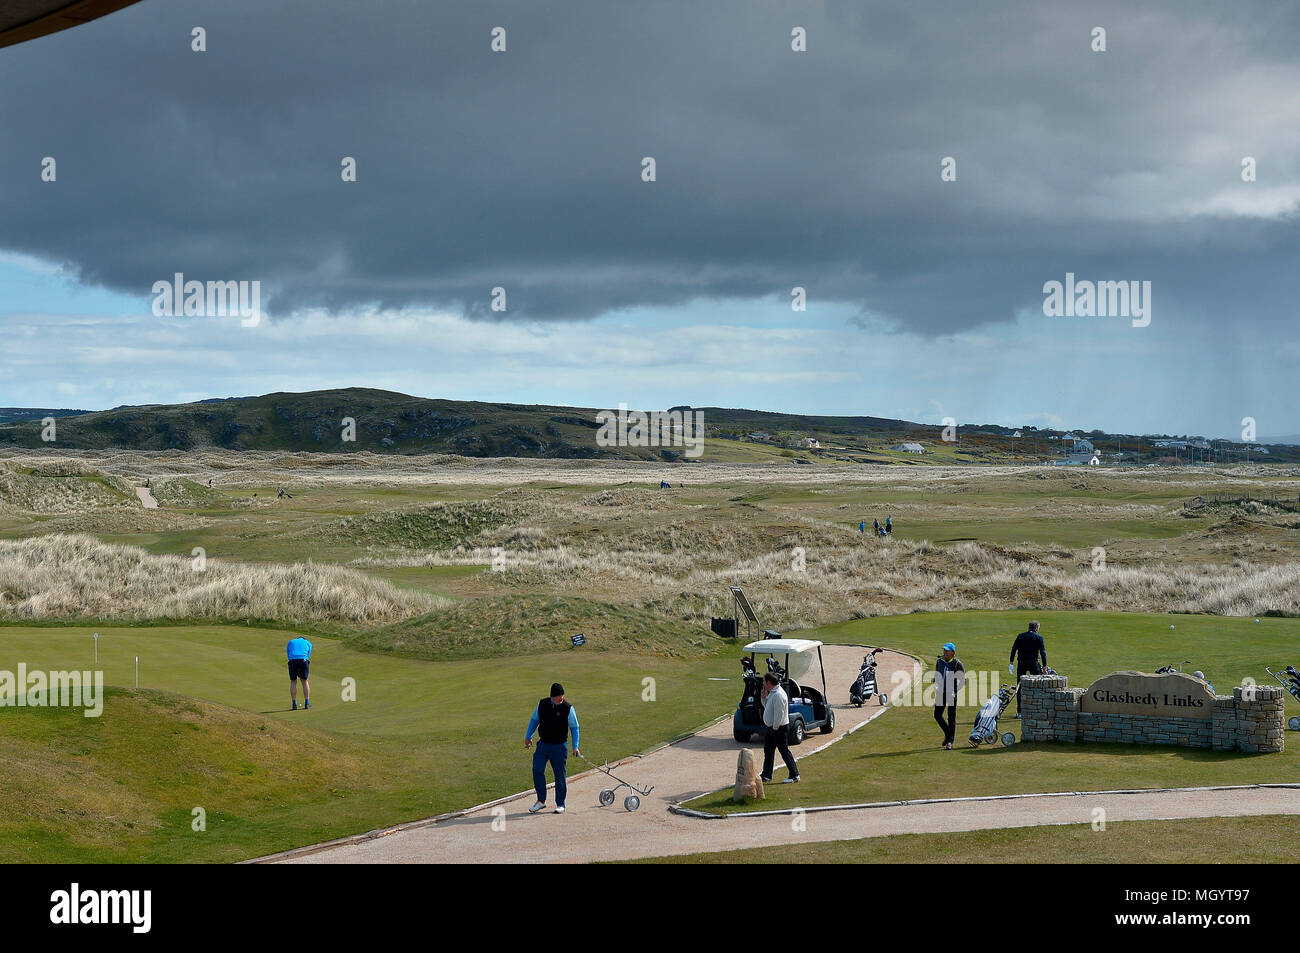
[1,0,1297,436]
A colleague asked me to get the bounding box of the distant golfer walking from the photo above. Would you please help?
[1010,621,1048,716]
[525,683,581,814]
[759,672,800,783]
[286,635,312,710]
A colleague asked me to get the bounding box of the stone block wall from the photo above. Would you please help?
[1019,675,1283,753]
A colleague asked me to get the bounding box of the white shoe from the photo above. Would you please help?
[555,806,566,814]
[528,801,545,813]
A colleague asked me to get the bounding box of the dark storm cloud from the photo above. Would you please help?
[2,0,1299,331]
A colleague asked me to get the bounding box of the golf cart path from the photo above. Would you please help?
[265,647,1300,864]
[135,486,158,508]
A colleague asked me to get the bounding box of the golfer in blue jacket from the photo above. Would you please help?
[525,683,581,814]
[286,636,312,710]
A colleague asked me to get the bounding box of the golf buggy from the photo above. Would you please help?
[733,635,835,745]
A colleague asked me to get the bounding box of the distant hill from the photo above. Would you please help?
[0,389,949,460]
[0,407,92,424]
[0,388,1295,463]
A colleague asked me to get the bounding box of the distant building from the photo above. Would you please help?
[793,437,820,449]
[746,432,772,442]
[1052,451,1100,467]
[1070,438,1096,453]
[893,442,925,453]
[1012,431,1022,438]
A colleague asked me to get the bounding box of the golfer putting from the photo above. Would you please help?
[525,683,581,814]
[286,635,312,710]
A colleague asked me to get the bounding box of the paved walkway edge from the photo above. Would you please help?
[669,782,1300,820]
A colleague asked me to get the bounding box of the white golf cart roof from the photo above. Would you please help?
[744,638,823,655]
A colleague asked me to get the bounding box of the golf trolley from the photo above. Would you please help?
[581,756,654,812]
[849,648,888,707]
[969,682,1018,747]
[1265,666,1300,731]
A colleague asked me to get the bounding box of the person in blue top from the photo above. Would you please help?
[525,682,581,814]
[286,636,312,710]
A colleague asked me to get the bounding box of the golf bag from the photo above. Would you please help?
[738,657,765,727]
[969,683,1017,747]
[1266,665,1300,730]
[849,648,888,707]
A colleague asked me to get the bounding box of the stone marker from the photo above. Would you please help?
[1082,671,1215,719]
[733,748,765,802]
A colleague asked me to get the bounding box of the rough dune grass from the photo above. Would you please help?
[0,534,444,623]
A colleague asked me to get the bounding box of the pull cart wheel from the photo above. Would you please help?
[879,693,889,706]
[599,789,616,807]
[1000,732,1016,747]
[623,795,640,812]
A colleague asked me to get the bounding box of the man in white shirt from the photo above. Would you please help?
[759,672,800,784]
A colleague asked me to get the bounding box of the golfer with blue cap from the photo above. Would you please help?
[934,642,965,750]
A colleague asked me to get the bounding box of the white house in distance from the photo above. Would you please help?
[893,442,925,453]
[791,436,820,449]
[1049,436,1100,466]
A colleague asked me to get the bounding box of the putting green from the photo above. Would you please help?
[0,624,736,861]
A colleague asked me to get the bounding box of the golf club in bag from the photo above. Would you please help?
[849,648,888,707]
[737,657,765,728]
[1265,665,1300,731]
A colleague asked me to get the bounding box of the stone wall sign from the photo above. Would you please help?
[1081,671,1215,719]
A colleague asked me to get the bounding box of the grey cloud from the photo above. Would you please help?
[1,0,1299,335]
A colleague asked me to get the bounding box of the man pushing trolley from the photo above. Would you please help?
[525,682,581,814]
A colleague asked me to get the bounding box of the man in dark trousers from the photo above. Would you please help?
[759,672,800,783]
[934,642,965,749]
[1010,620,1048,716]
[525,683,581,814]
